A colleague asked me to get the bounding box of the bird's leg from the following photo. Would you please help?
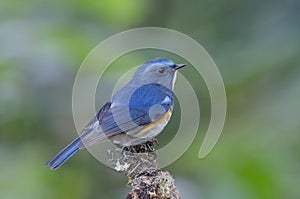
[151,138,160,146]
[123,145,138,153]
[145,142,155,152]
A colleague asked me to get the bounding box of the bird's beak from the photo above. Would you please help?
[174,63,186,70]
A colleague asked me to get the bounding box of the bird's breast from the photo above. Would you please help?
[111,109,172,146]
[128,109,172,140]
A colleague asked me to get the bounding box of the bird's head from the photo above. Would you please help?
[131,58,186,89]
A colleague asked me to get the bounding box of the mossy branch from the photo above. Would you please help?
[107,142,180,199]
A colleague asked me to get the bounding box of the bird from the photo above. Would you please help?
[45,57,186,170]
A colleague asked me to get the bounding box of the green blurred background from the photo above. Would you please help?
[1,0,300,198]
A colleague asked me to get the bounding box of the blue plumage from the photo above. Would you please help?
[129,83,174,125]
[45,138,80,169]
[45,58,185,169]
[144,57,175,67]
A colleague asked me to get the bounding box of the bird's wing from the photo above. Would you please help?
[78,84,174,148]
[78,102,149,149]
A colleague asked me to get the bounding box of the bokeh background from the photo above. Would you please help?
[1,0,300,198]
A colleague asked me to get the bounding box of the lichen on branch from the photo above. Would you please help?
[106,142,180,199]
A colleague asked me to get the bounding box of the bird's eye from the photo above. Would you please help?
[158,68,165,74]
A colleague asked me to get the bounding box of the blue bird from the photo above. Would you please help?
[45,58,186,169]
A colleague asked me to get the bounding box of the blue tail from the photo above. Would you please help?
[45,138,80,170]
